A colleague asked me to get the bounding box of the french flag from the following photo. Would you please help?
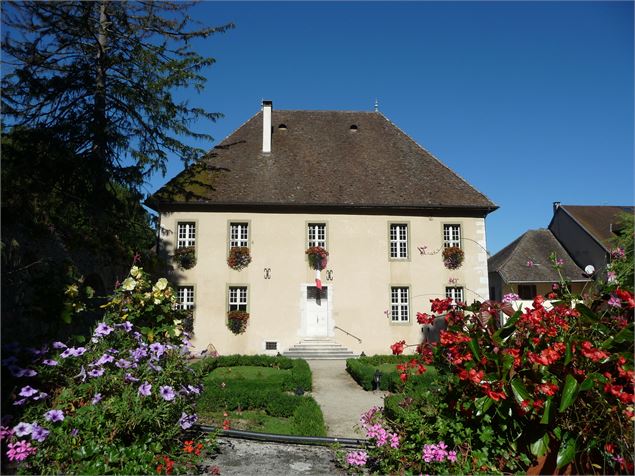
[315,269,322,290]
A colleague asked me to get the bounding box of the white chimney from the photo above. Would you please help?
[262,100,272,153]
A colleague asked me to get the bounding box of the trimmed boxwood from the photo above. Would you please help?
[196,354,312,391]
[346,355,436,392]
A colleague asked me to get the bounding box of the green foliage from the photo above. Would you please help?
[609,211,634,289]
[346,355,433,391]
[2,267,211,474]
[196,357,325,436]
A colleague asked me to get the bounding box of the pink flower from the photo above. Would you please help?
[526,259,535,267]
[608,294,622,308]
[346,450,367,467]
[6,440,37,461]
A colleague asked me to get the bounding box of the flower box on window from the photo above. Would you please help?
[305,246,329,270]
[227,310,249,335]
[174,246,196,270]
[442,246,464,270]
[227,246,252,271]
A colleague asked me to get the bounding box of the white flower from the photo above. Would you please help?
[121,277,137,291]
[154,278,168,291]
[130,266,142,278]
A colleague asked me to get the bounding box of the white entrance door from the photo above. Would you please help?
[305,286,328,336]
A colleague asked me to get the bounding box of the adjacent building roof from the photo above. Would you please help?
[552,205,634,251]
[147,108,497,215]
[488,229,590,283]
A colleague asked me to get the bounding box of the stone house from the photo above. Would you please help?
[147,101,497,356]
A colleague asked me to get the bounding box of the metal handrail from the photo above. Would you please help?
[334,326,362,343]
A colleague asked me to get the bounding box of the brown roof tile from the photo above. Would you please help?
[148,109,497,214]
[558,205,634,250]
[488,229,590,283]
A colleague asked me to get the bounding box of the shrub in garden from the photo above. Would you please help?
[0,266,214,474]
[350,257,634,474]
[346,355,419,391]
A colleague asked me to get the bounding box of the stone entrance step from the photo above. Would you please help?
[283,338,358,360]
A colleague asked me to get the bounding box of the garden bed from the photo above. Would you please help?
[196,355,326,437]
[346,355,437,392]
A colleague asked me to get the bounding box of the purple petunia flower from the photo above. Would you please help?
[52,341,67,349]
[71,428,79,436]
[61,347,85,358]
[44,410,64,423]
[130,347,148,362]
[91,393,103,405]
[88,368,105,378]
[187,385,201,395]
[12,399,26,406]
[32,392,48,401]
[19,386,38,398]
[148,361,163,372]
[30,424,50,442]
[115,359,132,369]
[178,412,198,430]
[138,382,152,397]
[116,321,133,332]
[13,422,32,437]
[93,354,115,366]
[149,342,166,358]
[124,373,140,383]
[42,359,58,366]
[159,385,176,401]
[93,322,114,338]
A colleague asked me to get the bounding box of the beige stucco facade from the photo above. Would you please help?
[162,211,489,356]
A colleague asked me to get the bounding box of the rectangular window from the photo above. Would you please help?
[518,284,537,300]
[443,224,461,248]
[177,222,196,249]
[177,286,195,310]
[390,224,408,259]
[308,223,326,248]
[265,341,278,351]
[445,286,464,303]
[229,223,249,248]
[228,286,248,312]
[390,287,409,322]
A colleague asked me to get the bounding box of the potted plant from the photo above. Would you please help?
[305,246,329,270]
[442,246,464,270]
[174,246,196,270]
[227,246,252,271]
[227,310,249,335]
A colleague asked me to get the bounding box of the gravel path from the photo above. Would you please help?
[307,359,387,438]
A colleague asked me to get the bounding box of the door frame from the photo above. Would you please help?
[299,283,333,337]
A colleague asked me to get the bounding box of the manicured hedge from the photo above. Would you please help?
[197,354,312,391]
[346,355,436,392]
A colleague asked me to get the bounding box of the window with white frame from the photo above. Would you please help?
[308,223,326,248]
[390,224,408,259]
[177,222,196,249]
[228,286,248,312]
[390,287,409,322]
[229,223,249,248]
[177,286,195,310]
[446,286,464,303]
[443,224,461,248]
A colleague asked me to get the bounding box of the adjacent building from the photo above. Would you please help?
[147,101,497,355]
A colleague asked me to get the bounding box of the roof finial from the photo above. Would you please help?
[374,98,379,112]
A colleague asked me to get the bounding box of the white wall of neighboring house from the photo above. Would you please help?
[162,211,489,355]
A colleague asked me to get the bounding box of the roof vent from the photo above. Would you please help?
[349,125,358,132]
[278,124,287,130]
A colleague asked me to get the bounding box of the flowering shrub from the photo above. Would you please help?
[227,310,249,335]
[305,246,328,270]
[173,246,196,270]
[227,246,252,271]
[0,267,216,474]
[441,246,464,270]
[378,269,634,473]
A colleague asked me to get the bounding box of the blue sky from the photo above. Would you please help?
[146,1,634,254]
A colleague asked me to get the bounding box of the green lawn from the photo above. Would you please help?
[196,356,326,436]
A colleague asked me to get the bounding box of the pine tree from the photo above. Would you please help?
[2,0,233,189]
